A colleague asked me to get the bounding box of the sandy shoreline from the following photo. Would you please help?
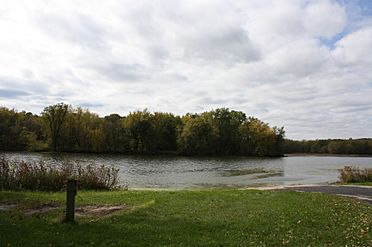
[127,184,371,191]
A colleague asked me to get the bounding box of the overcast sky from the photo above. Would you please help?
[0,0,372,139]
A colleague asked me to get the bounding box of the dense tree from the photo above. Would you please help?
[63,107,104,152]
[103,114,129,153]
[283,139,372,155]
[123,110,154,153]
[152,112,182,152]
[42,103,69,151]
[209,108,246,155]
[178,113,218,155]
[0,108,23,150]
[273,127,285,156]
[0,104,290,156]
[239,117,283,156]
[0,108,45,151]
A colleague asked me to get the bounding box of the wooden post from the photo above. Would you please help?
[65,179,77,223]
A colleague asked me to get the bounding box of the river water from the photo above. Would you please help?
[1,152,371,188]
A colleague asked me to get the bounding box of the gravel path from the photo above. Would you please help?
[283,185,372,204]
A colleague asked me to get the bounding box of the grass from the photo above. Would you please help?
[0,189,371,246]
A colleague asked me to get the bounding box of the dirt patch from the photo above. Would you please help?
[24,203,60,215]
[0,202,59,214]
[0,202,129,217]
[75,205,129,216]
[0,203,18,211]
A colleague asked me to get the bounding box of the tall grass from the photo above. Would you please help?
[339,166,372,183]
[0,157,119,191]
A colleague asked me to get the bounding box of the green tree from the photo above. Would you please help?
[62,107,106,152]
[0,107,23,150]
[239,117,279,156]
[103,114,129,153]
[0,104,289,156]
[209,108,246,155]
[152,112,182,152]
[42,103,69,152]
[0,108,46,151]
[178,114,218,155]
[123,110,154,153]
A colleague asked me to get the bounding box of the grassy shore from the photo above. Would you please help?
[353,182,372,186]
[337,182,372,186]
[0,189,371,246]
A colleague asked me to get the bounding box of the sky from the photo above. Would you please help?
[0,0,372,140]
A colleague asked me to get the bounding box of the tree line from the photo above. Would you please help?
[283,139,372,155]
[0,103,285,156]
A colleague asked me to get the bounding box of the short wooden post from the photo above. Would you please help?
[65,179,77,223]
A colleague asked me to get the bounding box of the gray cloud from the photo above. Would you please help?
[0,76,49,95]
[182,26,261,64]
[0,89,30,98]
[36,12,107,49]
[78,102,105,108]
[88,62,151,82]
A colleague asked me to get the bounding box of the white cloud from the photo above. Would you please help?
[332,26,372,66]
[303,0,346,38]
[0,0,371,139]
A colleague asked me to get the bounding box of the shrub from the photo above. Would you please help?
[339,166,372,183]
[0,157,119,191]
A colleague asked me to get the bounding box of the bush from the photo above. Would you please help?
[0,157,119,191]
[339,166,372,183]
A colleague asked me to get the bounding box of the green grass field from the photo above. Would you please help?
[0,190,371,246]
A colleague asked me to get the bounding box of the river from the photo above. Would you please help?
[1,152,371,188]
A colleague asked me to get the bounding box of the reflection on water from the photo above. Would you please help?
[1,152,372,188]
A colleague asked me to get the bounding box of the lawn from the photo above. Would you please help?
[0,189,371,246]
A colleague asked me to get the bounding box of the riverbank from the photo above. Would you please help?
[0,189,370,246]
[286,153,372,157]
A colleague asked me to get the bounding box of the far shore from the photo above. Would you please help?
[2,150,372,158]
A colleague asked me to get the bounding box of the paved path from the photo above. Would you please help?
[283,185,372,204]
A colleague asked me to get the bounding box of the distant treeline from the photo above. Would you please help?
[0,103,285,156]
[284,139,372,155]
